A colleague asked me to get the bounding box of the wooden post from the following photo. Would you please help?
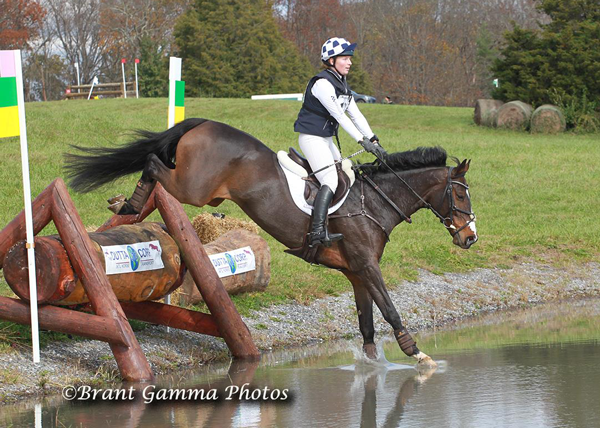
[0,296,128,345]
[120,301,221,337]
[51,178,154,381]
[154,184,259,359]
[0,180,54,268]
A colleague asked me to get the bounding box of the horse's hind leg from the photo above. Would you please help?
[117,154,174,214]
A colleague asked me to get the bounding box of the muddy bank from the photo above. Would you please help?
[1,261,598,404]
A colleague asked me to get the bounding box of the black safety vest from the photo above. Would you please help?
[294,69,353,137]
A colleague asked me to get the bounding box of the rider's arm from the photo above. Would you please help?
[346,98,375,140]
[311,79,370,142]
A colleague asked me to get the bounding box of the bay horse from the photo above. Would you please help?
[65,118,478,367]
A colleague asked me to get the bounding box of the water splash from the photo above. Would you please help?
[338,342,414,372]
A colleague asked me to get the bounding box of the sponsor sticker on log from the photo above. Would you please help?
[208,246,256,278]
[101,241,164,275]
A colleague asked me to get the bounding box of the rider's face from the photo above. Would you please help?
[331,56,352,76]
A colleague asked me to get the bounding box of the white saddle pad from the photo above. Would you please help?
[277,151,354,215]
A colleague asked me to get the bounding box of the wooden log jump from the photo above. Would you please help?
[0,179,259,381]
[65,82,135,99]
[178,229,271,306]
[4,223,185,305]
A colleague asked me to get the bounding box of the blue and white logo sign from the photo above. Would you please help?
[224,253,237,274]
[209,246,255,278]
[101,240,164,275]
[126,246,140,271]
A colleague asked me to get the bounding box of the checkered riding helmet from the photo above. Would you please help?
[321,37,357,63]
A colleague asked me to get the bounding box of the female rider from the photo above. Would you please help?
[294,37,387,248]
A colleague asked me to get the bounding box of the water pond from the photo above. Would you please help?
[3,299,600,428]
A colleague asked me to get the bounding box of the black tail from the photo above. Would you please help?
[64,118,208,193]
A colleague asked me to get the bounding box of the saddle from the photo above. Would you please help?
[278,148,355,264]
[280,147,354,207]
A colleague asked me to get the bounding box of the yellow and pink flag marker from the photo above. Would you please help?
[0,49,40,363]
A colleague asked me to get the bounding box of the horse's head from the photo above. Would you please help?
[430,159,477,249]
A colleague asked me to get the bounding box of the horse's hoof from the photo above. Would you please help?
[413,352,438,368]
[108,200,126,214]
[415,366,437,383]
[107,194,126,205]
[363,343,378,360]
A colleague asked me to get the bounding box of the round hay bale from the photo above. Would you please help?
[474,99,504,126]
[495,101,533,131]
[530,104,566,134]
[191,213,260,244]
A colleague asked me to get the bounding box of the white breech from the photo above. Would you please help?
[298,133,342,193]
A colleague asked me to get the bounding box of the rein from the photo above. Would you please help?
[330,157,476,239]
[329,179,392,241]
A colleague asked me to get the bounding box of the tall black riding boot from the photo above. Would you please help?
[308,185,344,248]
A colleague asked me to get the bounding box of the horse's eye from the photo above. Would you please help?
[456,194,465,201]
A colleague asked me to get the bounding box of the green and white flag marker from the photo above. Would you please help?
[168,57,185,129]
[0,49,40,363]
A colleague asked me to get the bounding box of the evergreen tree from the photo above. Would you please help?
[174,0,313,98]
[475,24,500,96]
[492,0,600,107]
[346,52,373,96]
[138,36,169,98]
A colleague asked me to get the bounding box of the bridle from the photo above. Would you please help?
[339,158,476,239]
[437,166,476,236]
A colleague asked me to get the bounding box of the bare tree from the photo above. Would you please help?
[98,0,190,80]
[274,0,354,69]
[276,0,543,106]
[45,0,103,83]
[23,13,69,101]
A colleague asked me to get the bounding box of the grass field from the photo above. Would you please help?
[1,97,599,313]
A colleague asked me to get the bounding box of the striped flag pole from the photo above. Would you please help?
[0,49,40,363]
[167,57,184,129]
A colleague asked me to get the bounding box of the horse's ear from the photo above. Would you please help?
[452,159,470,177]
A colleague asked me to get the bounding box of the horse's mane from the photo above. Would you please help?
[360,146,448,173]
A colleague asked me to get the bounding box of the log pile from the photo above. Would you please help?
[3,222,185,305]
[177,229,270,306]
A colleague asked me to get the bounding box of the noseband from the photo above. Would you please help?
[438,167,476,236]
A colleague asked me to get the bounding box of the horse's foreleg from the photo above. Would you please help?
[355,264,437,367]
[345,272,377,359]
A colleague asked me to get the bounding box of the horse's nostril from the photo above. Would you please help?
[466,235,477,245]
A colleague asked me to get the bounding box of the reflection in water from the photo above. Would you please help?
[357,362,437,428]
[3,299,600,427]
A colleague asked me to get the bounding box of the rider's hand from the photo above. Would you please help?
[359,136,387,159]
[370,134,382,147]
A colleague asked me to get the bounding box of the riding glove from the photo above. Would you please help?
[360,136,387,159]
